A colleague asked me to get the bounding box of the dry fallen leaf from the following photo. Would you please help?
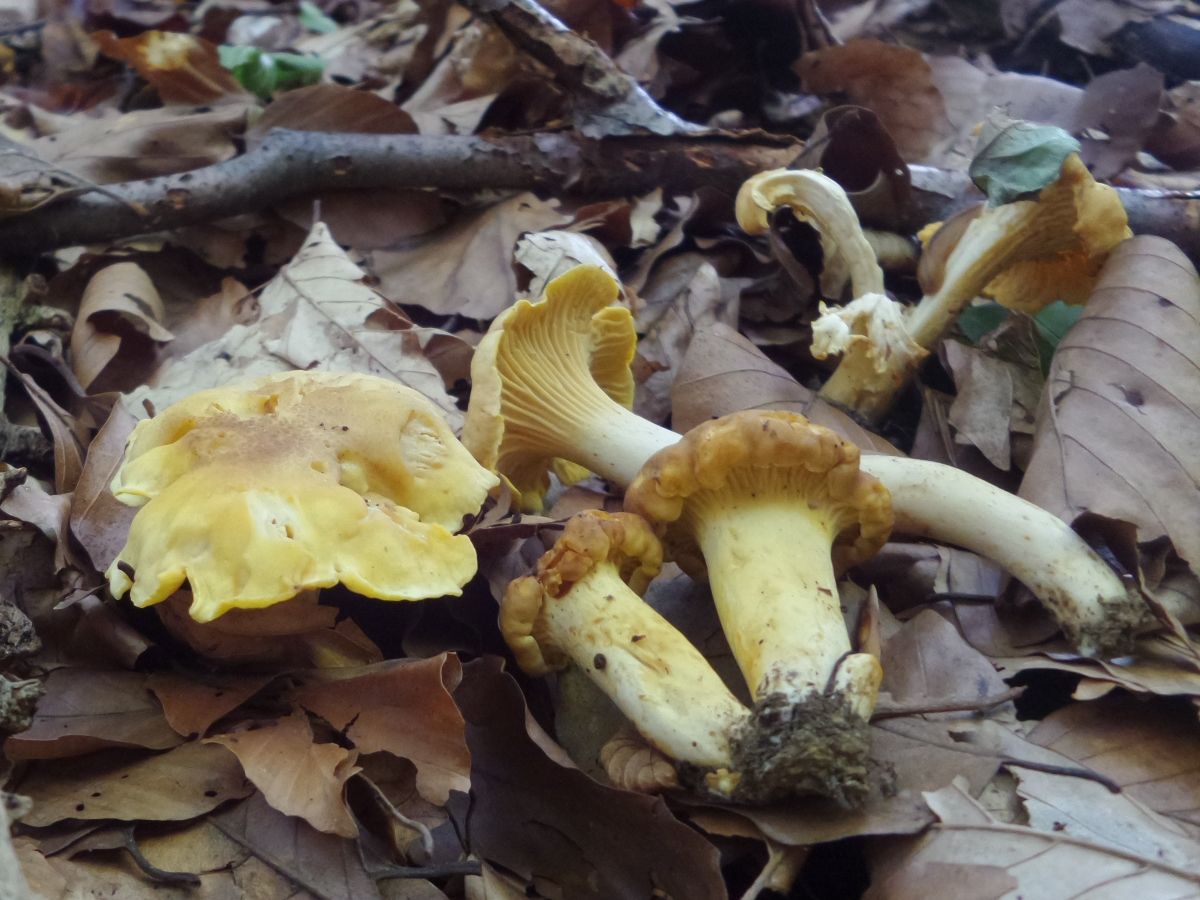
[207,713,361,838]
[16,740,251,826]
[1020,237,1200,568]
[147,672,275,739]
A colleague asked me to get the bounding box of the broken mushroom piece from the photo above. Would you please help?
[813,153,1129,419]
[501,510,750,796]
[625,411,894,805]
[463,264,678,511]
[106,371,498,660]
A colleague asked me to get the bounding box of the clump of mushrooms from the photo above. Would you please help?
[501,509,749,797]
[108,370,498,664]
[465,265,1144,658]
[736,154,1129,421]
[624,411,893,804]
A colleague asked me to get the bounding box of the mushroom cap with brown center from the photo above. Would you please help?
[623,410,892,575]
[107,370,498,623]
[500,510,663,676]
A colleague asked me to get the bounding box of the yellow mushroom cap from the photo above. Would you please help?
[106,370,498,623]
[500,510,663,676]
[624,411,893,576]
[462,266,638,511]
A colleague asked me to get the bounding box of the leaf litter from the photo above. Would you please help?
[2,1,1200,898]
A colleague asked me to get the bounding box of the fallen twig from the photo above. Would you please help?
[0,129,800,256]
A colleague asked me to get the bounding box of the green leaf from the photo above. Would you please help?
[218,46,324,100]
[968,114,1081,206]
[299,1,338,34]
[1032,300,1083,374]
[958,301,1010,344]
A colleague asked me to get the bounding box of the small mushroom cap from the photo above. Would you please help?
[624,411,893,576]
[499,510,663,676]
[107,370,498,623]
[463,266,637,510]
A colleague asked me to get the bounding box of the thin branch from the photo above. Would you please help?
[374,860,484,879]
[999,757,1123,794]
[0,129,801,256]
[123,829,202,886]
[356,773,435,861]
[458,0,702,137]
[871,686,1025,721]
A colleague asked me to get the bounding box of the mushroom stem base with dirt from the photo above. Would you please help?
[688,493,881,804]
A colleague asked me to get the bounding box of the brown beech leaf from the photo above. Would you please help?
[369,193,571,319]
[455,658,726,900]
[69,262,173,393]
[68,403,136,573]
[92,31,246,104]
[1028,694,1200,828]
[210,792,381,900]
[16,741,251,826]
[1073,63,1164,179]
[1020,237,1200,568]
[797,39,950,162]
[672,323,901,454]
[867,780,1200,899]
[5,669,182,760]
[147,672,276,738]
[207,713,361,838]
[290,654,468,805]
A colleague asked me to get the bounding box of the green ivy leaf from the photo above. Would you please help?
[957,301,1010,344]
[299,1,338,34]
[218,45,324,100]
[1032,300,1083,374]
[968,115,1081,206]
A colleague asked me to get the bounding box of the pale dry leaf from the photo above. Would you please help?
[67,403,136,572]
[290,654,469,805]
[207,713,361,838]
[1028,694,1200,828]
[5,668,182,760]
[943,336,1041,471]
[1020,237,1200,568]
[69,262,173,392]
[868,779,1200,899]
[134,221,458,423]
[515,229,618,298]
[16,741,251,826]
[369,193,571,319]
[32,104,248,184]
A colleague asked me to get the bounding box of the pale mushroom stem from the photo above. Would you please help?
[533,562,751,777]
[554,403,678,489]
[858,456,1147,655]
[685,488,881,804]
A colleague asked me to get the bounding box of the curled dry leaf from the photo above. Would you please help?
[1020,237,1200,569]
[5,669,182,760]
[207,713,361,838]
[16,741,251,827]
[598,723,679,794]
[69,262,173,393]
[796,39,950,162]
[290,654,469,806]
[67,403,136,572]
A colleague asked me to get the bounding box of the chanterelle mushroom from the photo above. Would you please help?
[625,411,893,805]
[463,265,673,511]
[107,370,498,628]
[502,510,750,796]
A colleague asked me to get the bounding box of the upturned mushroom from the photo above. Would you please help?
[462,264,675,511]
[624,411,893,804]
[502,510,750,795]
[465,265,1145,657]
[107,370,498,662]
